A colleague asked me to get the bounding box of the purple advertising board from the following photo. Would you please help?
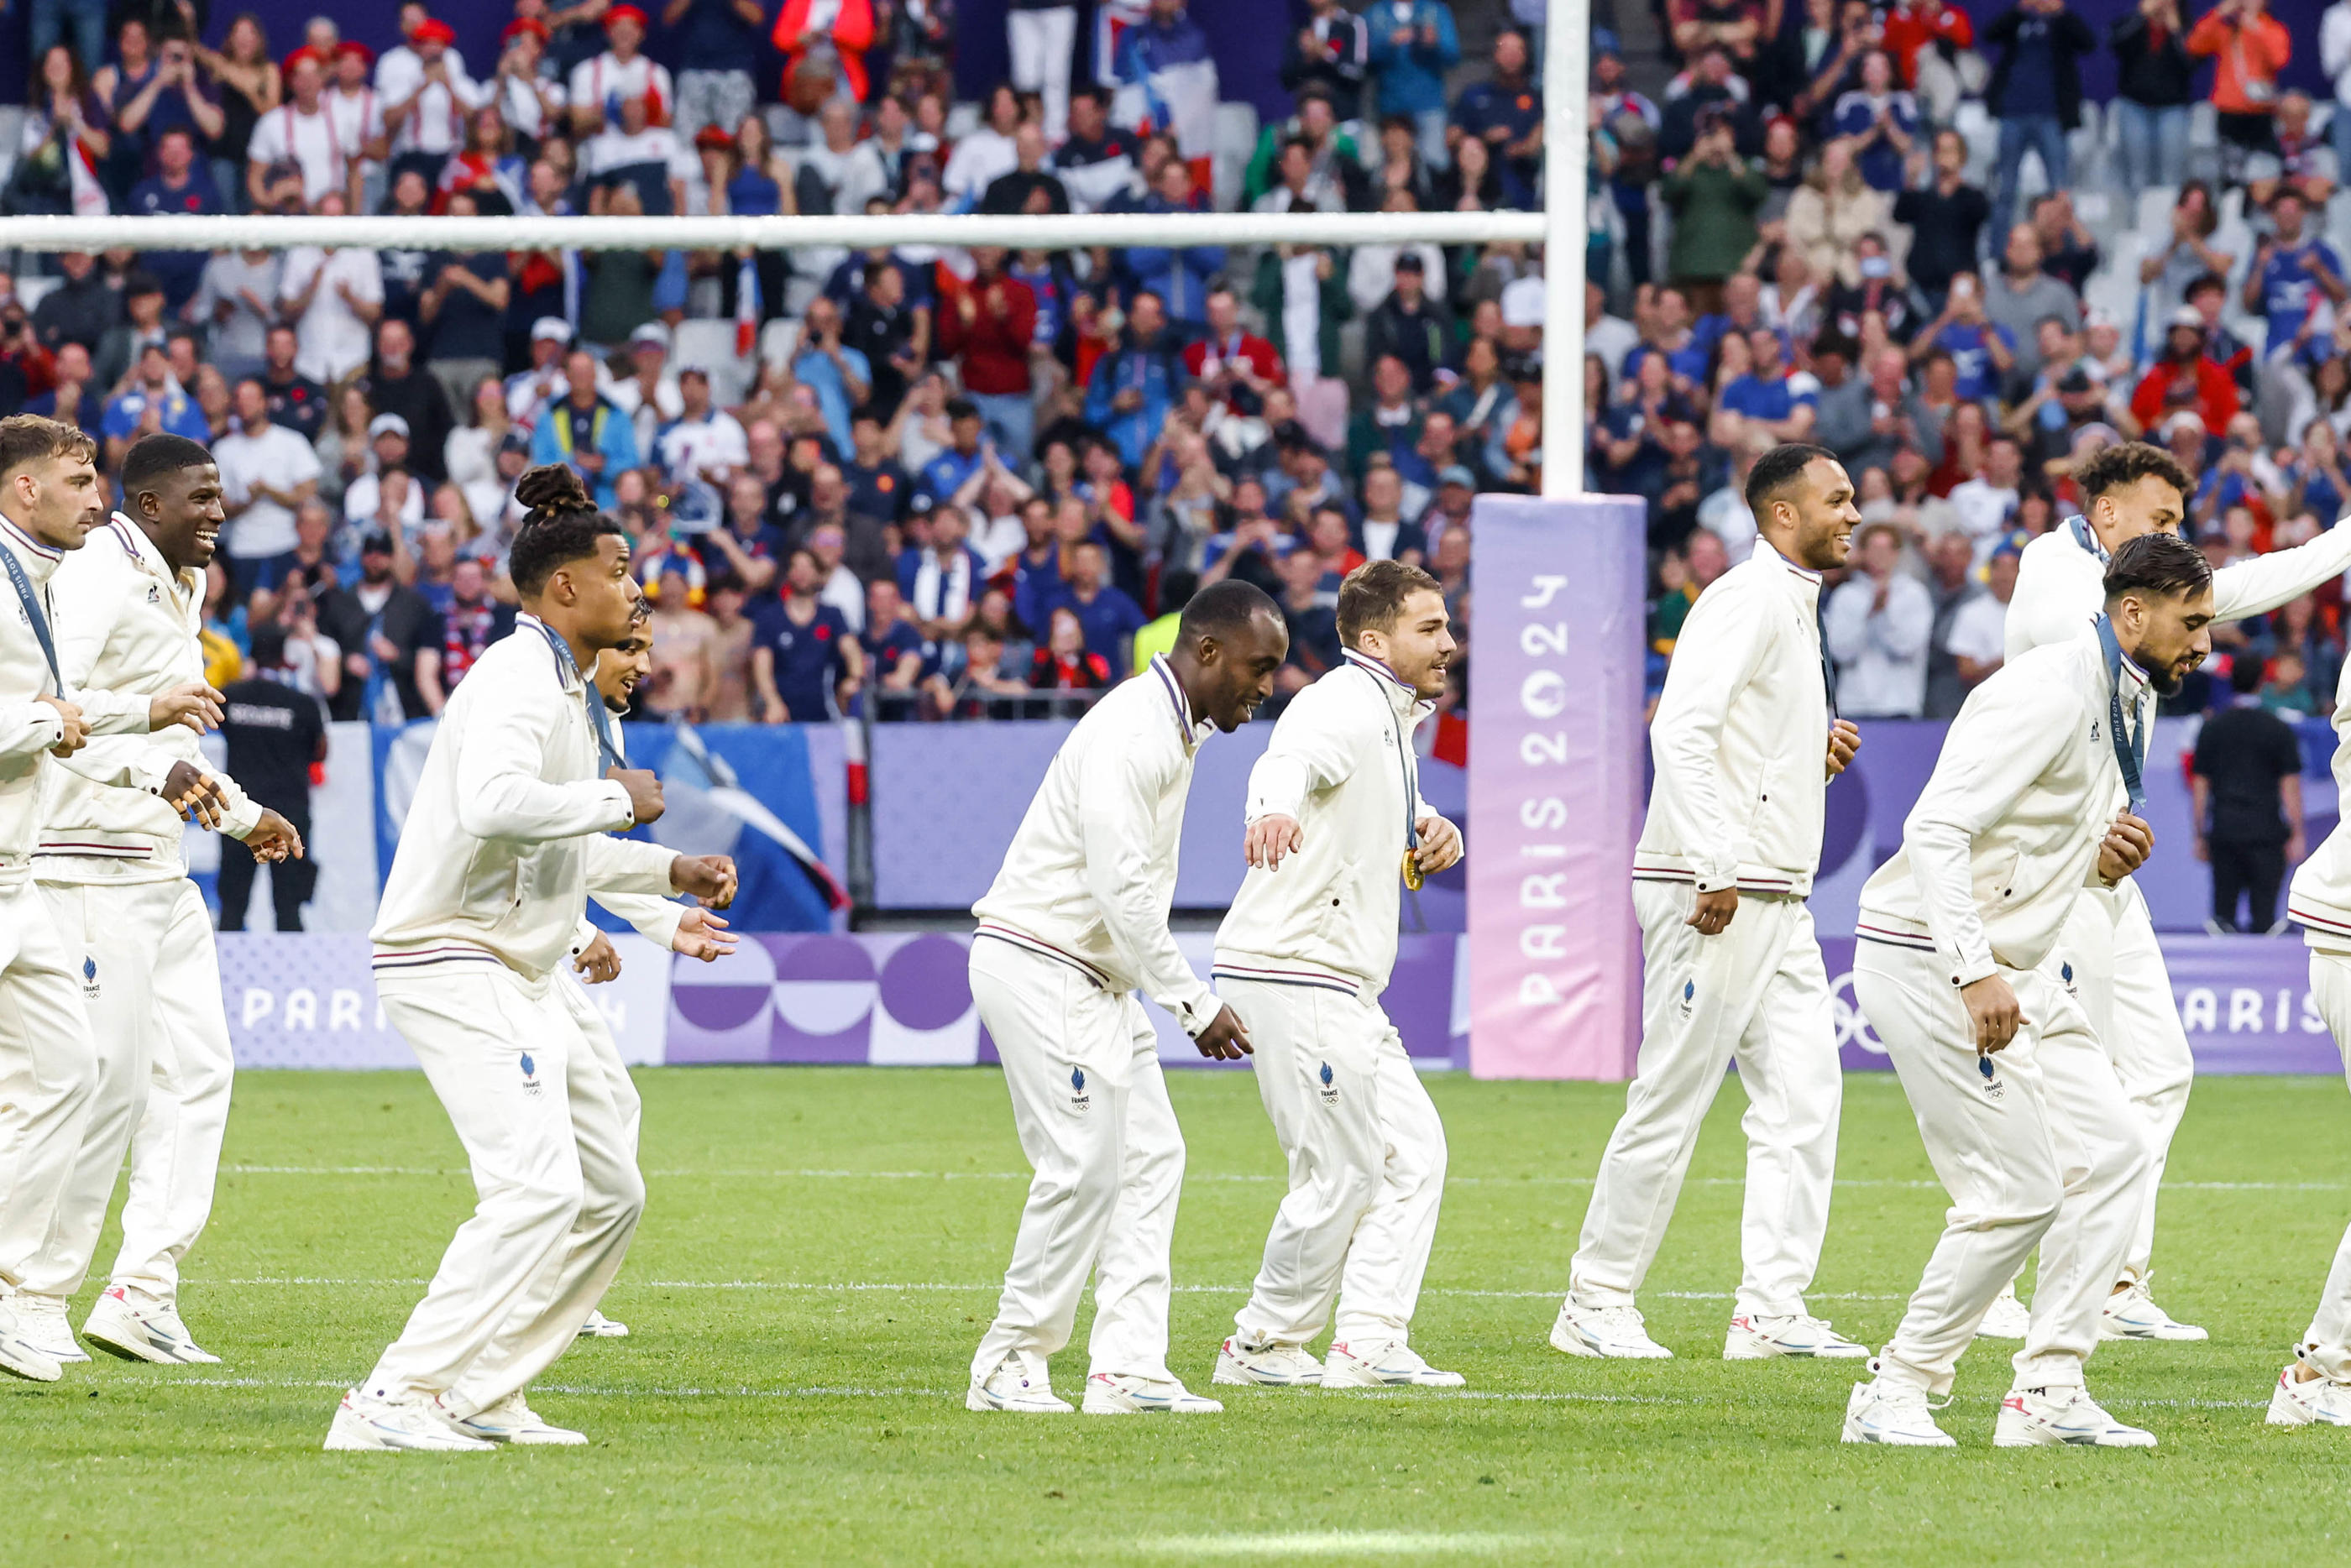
[1465,495,1648,1080]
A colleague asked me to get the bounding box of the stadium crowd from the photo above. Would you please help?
[4,0,2351,740]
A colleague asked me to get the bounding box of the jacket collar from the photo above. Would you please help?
[0,515,65,584]
[106,511,201,600]
[1343,646,1437,723]
[517,610,589,694]
[1750,534,1823,599]
[1149,652,1213,752]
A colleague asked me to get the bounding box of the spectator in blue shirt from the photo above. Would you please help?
[2244,191,2350,357]
[1453,29,1545,209]
[1915,273,2016,405]
[1084,291,1187,468]
[918,400,990,509]
[793,294,876,450]
[1363,0,1461,170]
[1830,52,1920,194]
[1118,160,1225,330]
[127,128,223,312]
[1717,327,1820,442]
[752,547,862,723]
[1043,538,1148,677]
[860,577,939,719]
[102,342,211,469]
[529,348,641,510]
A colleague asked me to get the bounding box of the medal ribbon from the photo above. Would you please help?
[531,616,623,772]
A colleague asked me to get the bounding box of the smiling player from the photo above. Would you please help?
[24,434,302,1369]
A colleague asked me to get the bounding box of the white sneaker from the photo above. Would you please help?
[1725,1313,1869,1361]
[13,1294,89,1364]
[0,1298,63,1384]
[2267,1365,2351,1427]
[81,1288,218,1365]
[322,1391,497,1452]
[578,1309,630,1339]
[1840,1375,1957,1447]
[1212,1335,1324,1387]
[1994,1385,2158,1447]
[965,1354,1072,1414]
[1976,1283,2032,1341]
[2098,1280,2208,1341]
[441,1392,588,1445]
[1549,1298,1673,1359]
[1081,1372,1223,1414]
[1322,1339,1465,1388]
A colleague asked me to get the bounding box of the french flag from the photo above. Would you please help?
[735,254,761,359]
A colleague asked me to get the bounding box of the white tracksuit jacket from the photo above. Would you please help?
[38,516,262,883]
[1634,536,1832,896]
[2006,514,2351,662]
[2288,665,2351,954]
[370,614,678,980]
[1213,648,1453,1000]
[1858,625,2150,985]
[971,652,1219,1037]
[0,518,160,891]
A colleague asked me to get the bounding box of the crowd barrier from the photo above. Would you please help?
[219,929,2343,1077]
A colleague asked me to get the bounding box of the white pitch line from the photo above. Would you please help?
[1139,1534,1544,1557]
[186,1278,1908,1304]
[217,1166,2351,1192]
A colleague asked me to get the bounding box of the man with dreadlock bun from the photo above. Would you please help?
[327,466,738,1453]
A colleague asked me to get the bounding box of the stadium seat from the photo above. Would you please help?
[673,318,753,406]
[2136,186,2180,242]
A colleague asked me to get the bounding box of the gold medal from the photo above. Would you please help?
[1401,849,1424,891]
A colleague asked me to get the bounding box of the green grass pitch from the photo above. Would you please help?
[11,1066,2351,1565]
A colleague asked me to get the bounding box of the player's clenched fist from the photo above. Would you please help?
[2096,813,2154,886]
[609,766,665,824]
[670,854,738,908]
[1193,1003,1253,1060]
[35,694,87,756]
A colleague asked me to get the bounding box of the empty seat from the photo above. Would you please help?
[672,318,753,407]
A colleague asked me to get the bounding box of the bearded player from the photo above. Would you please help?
[1980,442,2351,1342]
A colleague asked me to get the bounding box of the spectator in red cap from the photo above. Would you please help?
[772,0,876,111]
[664,0,767,142]
[247,47,352,211]
[571,3,673,137]
[380,12,485,190]
[490,18,569,149]
[325,38,390,213]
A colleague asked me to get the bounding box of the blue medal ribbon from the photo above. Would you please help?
[0,531,61,697]
[2093,613,2149,813]
[531,617,623,773]
[2066,513,2107,563]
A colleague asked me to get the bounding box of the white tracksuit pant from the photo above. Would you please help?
[969,937,1185,1385]
[1856,942,2149,1395]
[361,962,646,1417]
[2050,880,2197,1288]
[111,878,236,1306]
[1224,977,1447,1350]
[1006,6,1077,142]
[24,878,202,1301]
[0,876,98,1292]
[2291,951,2351,1380]
[1571,882,1841,1319]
